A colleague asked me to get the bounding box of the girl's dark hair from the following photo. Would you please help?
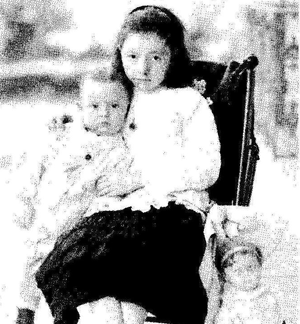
[112,5,192,89]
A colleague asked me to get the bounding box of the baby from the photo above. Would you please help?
[15,68,133,324]
[214,238,282,324]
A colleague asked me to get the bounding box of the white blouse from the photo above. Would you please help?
[123,86,221,213]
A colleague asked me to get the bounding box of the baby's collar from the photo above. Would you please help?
[224,283,266,299]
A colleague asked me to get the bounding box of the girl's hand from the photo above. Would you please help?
[95,155,143,197]
[68,166,101,197]
[208,205,257,240]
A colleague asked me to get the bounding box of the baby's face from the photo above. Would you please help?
[82,81,129,136]
[224,252,262,291]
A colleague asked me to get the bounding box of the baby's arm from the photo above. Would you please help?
[67,156,109,196]
[71,137,141,197]
[134,91,221,196]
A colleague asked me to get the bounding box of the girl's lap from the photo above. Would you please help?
[36,203,207,321]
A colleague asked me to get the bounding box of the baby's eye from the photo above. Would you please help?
[92,104,99,109]
[111,103,119,109]
[247,264,257,271]
[153,55,161,61]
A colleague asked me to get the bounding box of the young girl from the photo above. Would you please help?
[36,5,221,324]
[13,69,139,324]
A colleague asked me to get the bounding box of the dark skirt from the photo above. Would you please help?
[36,202,208,324]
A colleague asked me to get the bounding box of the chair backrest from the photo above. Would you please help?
[189,56,259,206]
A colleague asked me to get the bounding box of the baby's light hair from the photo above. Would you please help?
[112,5,191,88]
[80,66,133,103]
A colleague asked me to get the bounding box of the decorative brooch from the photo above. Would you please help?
[192,79,213,106]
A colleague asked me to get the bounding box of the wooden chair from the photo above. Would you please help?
[146,55,261,323]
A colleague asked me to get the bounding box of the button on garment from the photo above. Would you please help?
[34,125,114,217]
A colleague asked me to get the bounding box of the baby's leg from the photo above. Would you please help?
[16,247,48,323]
[16,222,62,322]
[17,240,49,311]
[79,297,124,324]
[121,302,147,324]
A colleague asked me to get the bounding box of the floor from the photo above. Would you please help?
[0,102,299,323]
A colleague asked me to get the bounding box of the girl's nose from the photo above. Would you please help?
[138,57,150,76]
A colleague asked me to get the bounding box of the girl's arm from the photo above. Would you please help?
[138,93,221,195]
[95,153,143,196]
[95,93,220,197]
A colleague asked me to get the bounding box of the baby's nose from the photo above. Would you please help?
[98,103,110,116]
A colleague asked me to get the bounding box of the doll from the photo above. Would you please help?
[201,205,287,324]
[214,238,282,324]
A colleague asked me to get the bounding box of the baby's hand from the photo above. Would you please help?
[48,114,74,139]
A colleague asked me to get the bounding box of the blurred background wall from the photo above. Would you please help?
[0,0,298,159]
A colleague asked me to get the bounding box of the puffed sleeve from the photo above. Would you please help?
[6,128,64,229]
[139,88,221,195]
[6,153,45,229]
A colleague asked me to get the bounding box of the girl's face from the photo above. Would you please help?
[121,32,171,93]
[224,252,262,291]
[82,81,129,136]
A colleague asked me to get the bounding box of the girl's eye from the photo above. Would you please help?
[111,103,119,109]
[153,55,161,61]
[129,54,136,59]
[92,104,99,109]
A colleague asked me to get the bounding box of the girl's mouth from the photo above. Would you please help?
[134,78,151,82]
